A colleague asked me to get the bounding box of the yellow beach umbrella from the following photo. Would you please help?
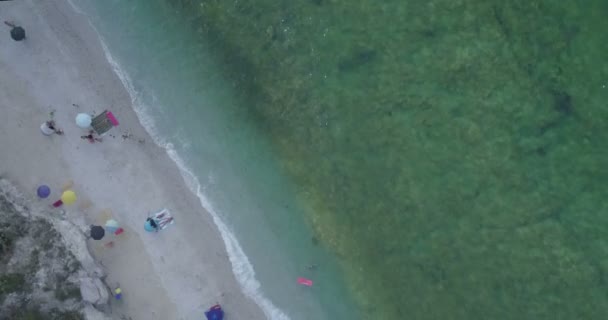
[61,190,77,205]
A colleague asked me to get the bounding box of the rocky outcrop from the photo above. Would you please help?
[0,179,111,320]
[83,305,114,320]
[80,277,110,307]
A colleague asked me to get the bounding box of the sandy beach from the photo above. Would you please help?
[0,1,265,319]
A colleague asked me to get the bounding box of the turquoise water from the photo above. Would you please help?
[71,0,359,319]
[72,0,608,319]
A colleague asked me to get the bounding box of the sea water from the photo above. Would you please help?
[70,0,359,319]
[72,0,608,319]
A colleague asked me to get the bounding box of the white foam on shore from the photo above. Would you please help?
[67,3,290,319]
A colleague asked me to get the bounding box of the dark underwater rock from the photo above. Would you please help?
[552,90,573,116]
[338,48,377,72]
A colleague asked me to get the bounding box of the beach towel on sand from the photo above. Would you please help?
[152,208,175,230]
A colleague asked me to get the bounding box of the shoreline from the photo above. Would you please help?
[0,1,267,319]
[74,2,291,319]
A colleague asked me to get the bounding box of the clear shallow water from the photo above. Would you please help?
[73,0,608,319]
[71,0,359,319]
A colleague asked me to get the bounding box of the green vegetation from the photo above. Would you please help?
[0,201,27,259]
[5,308,46,320]
[47,310,84,320]
[1,307,83,320]
[55,284,82,302]
[167,0,608,318]
[0,273,26,296]
[0,189,86,318]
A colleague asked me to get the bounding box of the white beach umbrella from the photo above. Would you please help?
[75,113,92,128]
[105,219,119,233]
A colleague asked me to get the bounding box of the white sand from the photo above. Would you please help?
[0,1,265,319]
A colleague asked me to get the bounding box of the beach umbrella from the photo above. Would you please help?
[37,185,50,198]
[90,225,105,240]
[105,219,119,233]
[205,304,224,320]
[144,220,156,232]
[75,113,92,128]
[61,190,77,205]
[10,26,25,41]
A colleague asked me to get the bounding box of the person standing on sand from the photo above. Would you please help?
[80,130,102,143]
[113,286,122,300]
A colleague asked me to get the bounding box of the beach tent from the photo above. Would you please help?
[91,110,119,135]
[204,304,224,320]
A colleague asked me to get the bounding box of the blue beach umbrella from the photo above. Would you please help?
[205,304,224,320]
[144,220,156,232]
[37,185,50,198]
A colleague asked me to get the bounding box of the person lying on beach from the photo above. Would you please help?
[41,120,63,136]
[46,121,64,135]
[81,130,102,143]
